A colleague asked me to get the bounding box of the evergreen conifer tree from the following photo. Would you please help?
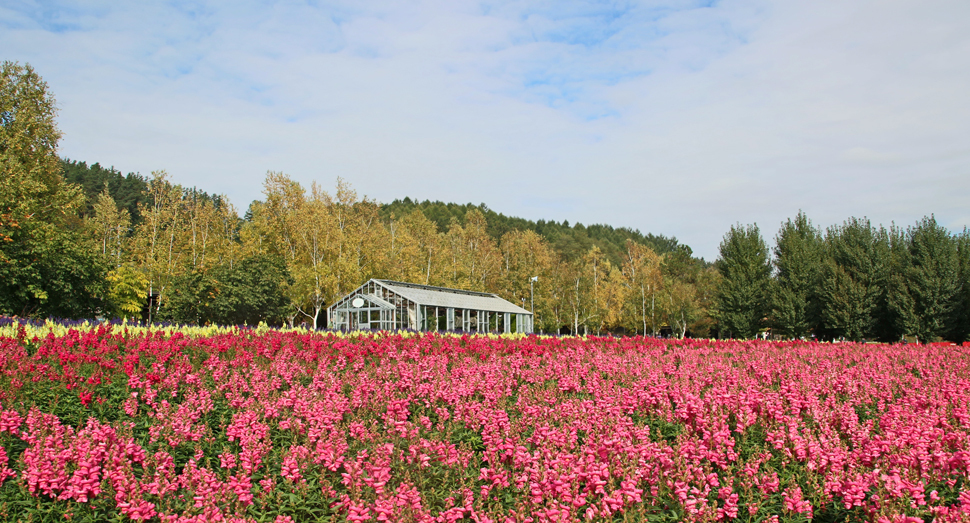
[818,218,888,341]
[714,223,771,339]
[905,216,960,342]
[771,211,823,339]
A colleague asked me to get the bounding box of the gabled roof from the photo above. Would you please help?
[375,280,531,315]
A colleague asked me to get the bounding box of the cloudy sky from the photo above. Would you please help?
[3,0,969,260]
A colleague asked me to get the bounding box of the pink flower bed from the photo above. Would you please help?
[0,326,969,522]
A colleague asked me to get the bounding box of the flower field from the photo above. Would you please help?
[0,323,969,522]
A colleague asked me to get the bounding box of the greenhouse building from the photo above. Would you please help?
[327,279,534,333]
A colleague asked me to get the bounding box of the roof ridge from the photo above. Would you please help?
[375,279,499,298]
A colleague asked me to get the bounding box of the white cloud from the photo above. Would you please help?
[1,0,968,260]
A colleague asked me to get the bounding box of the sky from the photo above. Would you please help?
[3,0,969,261]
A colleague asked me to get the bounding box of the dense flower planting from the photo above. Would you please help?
[0,324,968,522]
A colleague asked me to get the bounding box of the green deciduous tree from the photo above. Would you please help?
[0,62,74,225]
[105,264,148,320]
[688,266,720,338]
[207,254,292,326]
[3,228,109,318]
[162,254,291,326]
[0,61,107,318]
[661,245,710,338]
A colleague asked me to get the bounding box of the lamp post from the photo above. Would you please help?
[530,276,537,315]
[530,276,537,333]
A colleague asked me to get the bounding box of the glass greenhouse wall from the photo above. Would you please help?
[327,279,533,333]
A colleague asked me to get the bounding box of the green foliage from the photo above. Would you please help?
[771,211,823,339]
[0,62,73,226]
[735,213,969,343]
[159,270,211,325]
[955,230,970,342]
[629,412,684,443]
[61,158,148,223]
[0,61,109,319]
[12,59,965,342]
[380,197,685,266]
[904,216,961,342]
[0,226,107,318]
[879,225,917,341]
[818,218,888,341]
[161,254,293,326]
[714,223,771,339]
[106,264,148,319]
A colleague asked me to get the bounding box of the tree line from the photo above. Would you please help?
[4,61,968,341]
[714,213,970,343]
[2,62,716,334]
[378,198,683,266]
[51,165,718,335]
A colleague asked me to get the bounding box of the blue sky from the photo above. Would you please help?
[3,0,969,260]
